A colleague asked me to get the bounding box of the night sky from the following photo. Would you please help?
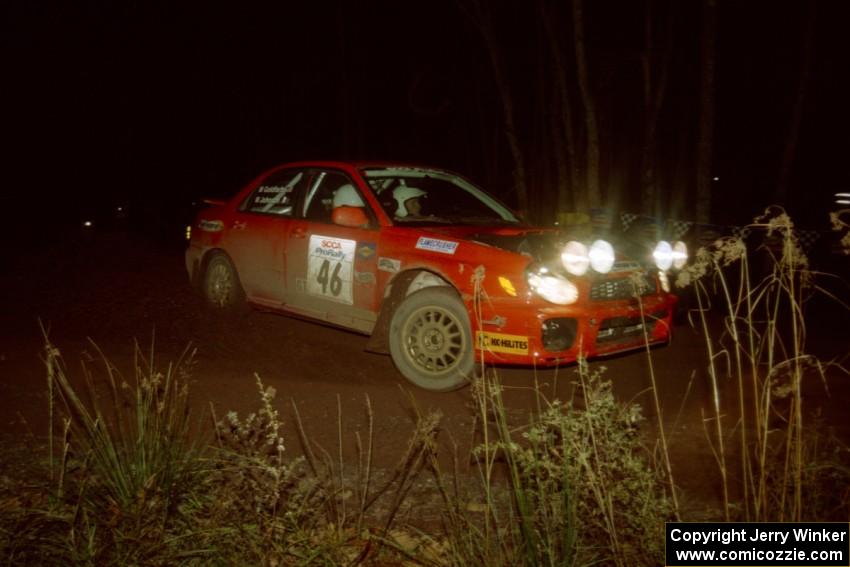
[3,0,848,243]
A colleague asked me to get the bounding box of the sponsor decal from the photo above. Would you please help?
[357,242,376,259]
[307,235,356,304]
[378,257,401,273]
[476,331,529,355]
[415,236,458,255]
[198,219,223,232]
[354,271,376,284]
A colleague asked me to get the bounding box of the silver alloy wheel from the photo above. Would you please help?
[388,287,473,391]
[400,304,466,376]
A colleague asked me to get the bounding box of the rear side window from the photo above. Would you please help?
[240,169,308,216]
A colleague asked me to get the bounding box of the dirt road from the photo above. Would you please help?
[2,233,847,518]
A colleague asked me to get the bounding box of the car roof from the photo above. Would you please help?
[268,160,447,172]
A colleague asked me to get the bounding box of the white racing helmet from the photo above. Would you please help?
[332,184,364,208]
[393,185,426,217]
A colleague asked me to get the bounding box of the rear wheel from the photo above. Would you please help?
[388,287,473,391]
[202,253,244,308]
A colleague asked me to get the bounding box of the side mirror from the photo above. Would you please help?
[332,206,369,228]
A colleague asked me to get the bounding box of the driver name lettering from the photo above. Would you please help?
[415,237,459,255]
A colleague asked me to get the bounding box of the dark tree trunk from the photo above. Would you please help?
[640,0,674,217]
[461,0,530,216]
[775,1,816,205]
[696,0,716,225]
[572,0,601,211]
[541,0,580,213]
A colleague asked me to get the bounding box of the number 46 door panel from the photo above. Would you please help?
[284,219,379,333]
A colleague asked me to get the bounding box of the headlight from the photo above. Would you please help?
[658,270,670,293]
[527,273,578,305]
[672,240,688,269]
[653,240,673,271]
[589,240,615,273]
[561,241,589,276]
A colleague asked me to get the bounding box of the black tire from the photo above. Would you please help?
[388,287,474,391]
[202,253,245,309]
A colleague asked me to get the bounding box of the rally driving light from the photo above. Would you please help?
[527,273,578,305]
[589,239,615,273]
[561,241,589,275]
[653,240,673,271]
[672,240,688,269]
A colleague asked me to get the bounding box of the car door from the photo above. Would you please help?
[285,169,381,333]
[224,168,309,305]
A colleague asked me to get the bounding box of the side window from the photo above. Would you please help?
[240,169,307,216]
[303,171,370,225]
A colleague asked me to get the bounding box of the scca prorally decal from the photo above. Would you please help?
[198,219,223,232]
[415,237,458,255]
[307,235,356,305]
[378,257,401,273]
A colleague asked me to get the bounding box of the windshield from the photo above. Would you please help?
[361,167,520,225]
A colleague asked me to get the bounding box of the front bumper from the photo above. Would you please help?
[472,293,678,366]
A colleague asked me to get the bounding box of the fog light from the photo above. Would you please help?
[542,318,578,352]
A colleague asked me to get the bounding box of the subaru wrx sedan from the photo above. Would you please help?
[186,161,683,391]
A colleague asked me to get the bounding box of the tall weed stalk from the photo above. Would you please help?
[37,337,208,564]
[677,207,849,521]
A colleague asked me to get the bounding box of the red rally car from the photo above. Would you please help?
[186,161,685,391]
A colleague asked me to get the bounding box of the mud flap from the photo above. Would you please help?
[364,271,418,355]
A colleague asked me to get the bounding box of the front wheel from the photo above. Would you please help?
[388,287,474,391]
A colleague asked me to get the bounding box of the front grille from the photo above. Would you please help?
[590,273,656,301]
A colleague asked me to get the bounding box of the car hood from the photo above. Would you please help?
[417,225,562,264]
[420,225,652,273]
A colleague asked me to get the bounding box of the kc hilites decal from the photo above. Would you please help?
[476,331,529,355]
[307,235,356,304]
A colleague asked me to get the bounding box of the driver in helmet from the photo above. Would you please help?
[393,185,427,219]
[333,184,365,208]
[331,184,369,228]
